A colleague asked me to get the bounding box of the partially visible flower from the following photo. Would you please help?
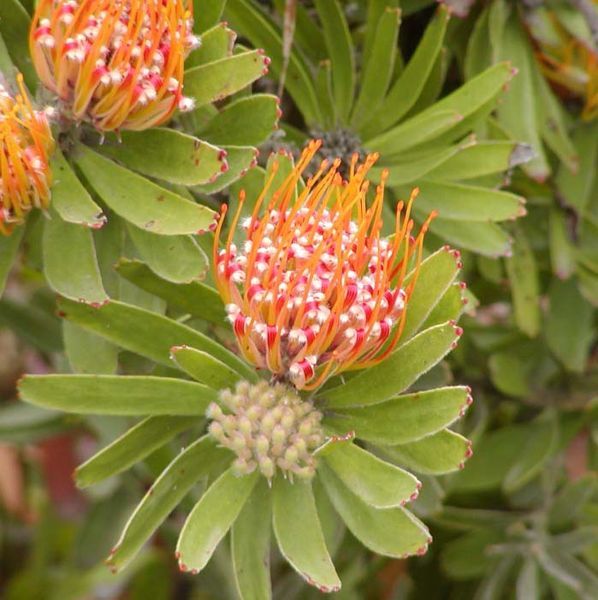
[525,5,598,121]
[214,140,436,390]
[0,74,54,236]
[30,0,200,132]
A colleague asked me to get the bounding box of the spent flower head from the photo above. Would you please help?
[30,0,199,132]
[214,140,436,390]
[0,74,54,236]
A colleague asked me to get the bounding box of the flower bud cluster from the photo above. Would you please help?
[30,0,199,131]
[0,75,54,235]
[207,380,324,481]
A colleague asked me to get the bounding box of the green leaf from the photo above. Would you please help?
[503,409,559,493]
[176,468,258,573]
[170,345,250,387]
[185,50,269,108]
[328,387,471,446]
[401,247,461,340]
[195,145,258,194]
[231,479,272,600]
[194,0,226,33]
[549,208,576,279]
[98,129,226,186]
[200,94,279,146]
[187,22,234,68]
[319,465,430,558]
[75,416,192,488]
[497,16,549,181]
[314,60,336,130]
[422,283,468,330]
[546,278,594,372]
[109,435,231,570]
[0,0,36,90]
[506,226,541,337]
[406,180,526,222]
[272,477,341,593]
[126,225,208,284]
[73,145,215,235]
[0,403,66,444]
[42,212,107,304]
[323,322,461,408]
[322,443,419,508]
[63,321,118,375]
[19,375,218,416]
[548,475,597,529]
[441,529,503,580]
[224,0,321,125]
[361,6,449,138]
[351,7,400,129]
[56,297,253,378]
[115,259,224,325]
[314,0,354,124]
[516,558,540,600]
[425,141,534,181]
[383,429,472,475]
[428,218,512,257]
[0,226,23,296]
[50,149,106,228]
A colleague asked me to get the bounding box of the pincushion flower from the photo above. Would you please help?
[0,74,54,236]
[214,140,436,390]
[30,0,199,131]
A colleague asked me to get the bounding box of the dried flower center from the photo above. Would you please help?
[30,0,199,131]
[207,381,324,481]
[0,75,54,235]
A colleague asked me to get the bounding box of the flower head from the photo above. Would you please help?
[30,0,199,132]
[0,74,54,236]
[214,140,436,390]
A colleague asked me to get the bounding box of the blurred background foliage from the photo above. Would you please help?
[0,0,596,598]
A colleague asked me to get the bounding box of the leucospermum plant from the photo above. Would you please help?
[0,0,278,316]
[20,143,473,595]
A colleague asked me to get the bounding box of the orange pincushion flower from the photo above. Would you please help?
[0,74,54,236]
[214,141,436,390]
[30,0,199,132]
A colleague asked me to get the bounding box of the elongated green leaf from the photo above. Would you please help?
[383,429,472,475]
[0,0,36,89]
[549,208,576,279]
[75,416,192,488]
[200,95,279,146]
[170,345,250,387]
[73,145,215,235]
[351,7,400,129]
[115,259,224,325]
[361,6,449,138]
[427,217,512,257]
[0,226,23,296]
[366,109,462,156]
[422,283,468,329]
[56,297,253,378]
[0,403,65,444]
[63,321,118,374]
[185,50,269,108]
[187,22,235,68]
[126,225,207,284]
[224,0,321,125]
[314,0,354,124]
[503,410,559,493]
[195,145,258,194]
[401,247,461,340]
[506,226,540,337]
[407,180,526,222]
[176,468,258,572]
[42,212,107,304]
[425,141,534,181]
[194,0,226,33]
[19,375,217,416]
[232,479,272,600]
[497,16,549,181]
[273,477,341,593]
[314,59,336,129]
[99,129,225,186]
[50,149,106,228]
[320,465,430,558]
[323,443,419,508]
[441,529,503,580]
[109,435,231,570]
[323,322,461,408]
[328,387,471,445]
